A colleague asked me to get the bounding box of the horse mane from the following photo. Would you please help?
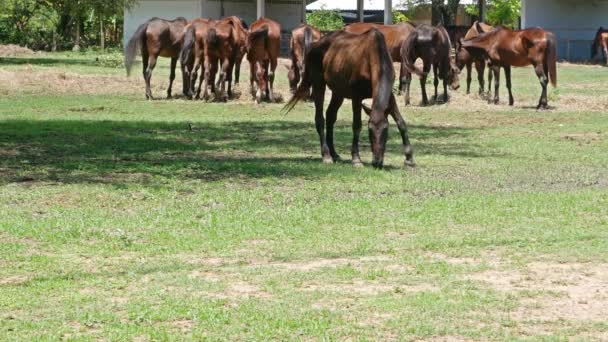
[461,25,504,48]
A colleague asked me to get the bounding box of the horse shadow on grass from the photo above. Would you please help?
[0,119,503,185]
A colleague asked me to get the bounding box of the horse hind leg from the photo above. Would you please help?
[351,99,364,167]
[325,94,344,162]
[490,65,500,105]
[534,63,549,110]
[504,65,514,106]
[402,67,412,106]
[144,54,158,100]
[167,57,177,99]
[268,59,277,102]
[466,62,472,95]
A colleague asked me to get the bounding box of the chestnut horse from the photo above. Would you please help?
[284,29,415,169]
[180,18,213,99]
[181,19,237,101]
[454,21,494,95]
[125,17,188,100]
[247,18,281,103]
[460,27,557,109]
[221,16,249,85]
[288,24,322,94]
[345,22,416,93]
[591,27,608,64]
[401,24,460,106]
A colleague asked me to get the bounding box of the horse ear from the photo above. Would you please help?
[476,21,484,33]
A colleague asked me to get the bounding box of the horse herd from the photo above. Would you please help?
[124,16,565,168]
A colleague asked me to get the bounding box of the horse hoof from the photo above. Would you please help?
[322,157,334,164]
[405,159,416,168]
[352,160,364,168]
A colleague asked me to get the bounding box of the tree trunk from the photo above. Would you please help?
[73,17,81,51]
[52,31,57,52]
[431,0,443,25]
[478,0,485,22]
[100,17,105,50]
[445,0,460,25]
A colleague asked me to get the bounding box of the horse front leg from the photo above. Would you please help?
[351,98,364,167]
[420,63,431,106]
[217,58,230,102]
[268,58,278,103]
[249,60,256,97]
[388,94,415,167]
[313,84,331,163]
[504,65,514,106]
[398,64,404,95]
[534,63,549,110]
[167,57,177,99]
[487,62,493,96]
[325,94,344,162]
[402,64,412,106]
[432,64,439,102]
[466,62,472,95]
[474,59,484,96]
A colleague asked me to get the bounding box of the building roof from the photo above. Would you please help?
[307,0,477,11]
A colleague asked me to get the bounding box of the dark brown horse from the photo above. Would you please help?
[288,24,322,94]
[221,16,249,84]
[401,24,460,106]
[284,29,415,169]
[460,27,557,109]
[125,17,188,100]
[247,18,281,103]
[454,21,494,95]
[591,27,608,64]
[345,22,416,93]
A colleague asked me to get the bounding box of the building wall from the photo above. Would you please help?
[522,0,608,61]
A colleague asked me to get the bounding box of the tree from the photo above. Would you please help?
[398,0,460,26]
[465,0,520,28]
[306,7,344,31]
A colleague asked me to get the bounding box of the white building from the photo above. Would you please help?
[521,0,608,61]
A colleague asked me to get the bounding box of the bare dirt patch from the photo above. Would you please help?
[470,262,608,323]
[0,45,36,57]
[0,275,31,286]
[302,280,438,296]
[170,319,195,332]
[0,67,148,96]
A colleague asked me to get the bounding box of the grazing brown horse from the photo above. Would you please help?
[182,19,237,101]
[455,21,495,95]
[221,16,249,85]
[401,24,460,106]
[460,27,557,109]
[247,18,281,103]
[288,24,322,94]
[125,17,188,100]
[591,27,608,64]
[180,18,213,99]
[345,22,416,93]
[284,29,415,169]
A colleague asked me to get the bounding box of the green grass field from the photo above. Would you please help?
[1,51,607,341]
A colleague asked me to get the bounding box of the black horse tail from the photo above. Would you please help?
[591,27,604,59]
[371,28,394,112]
[248,25,269,48]
[125,22,148,76]
[546,32,557,87]
[302,26,314,76]
[401,30,425,78]
[180,25,196,69]
[206,27,219,48]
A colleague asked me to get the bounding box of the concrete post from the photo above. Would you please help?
[384,0,392,25]
[358,0,364,22]
[257,0,265,19]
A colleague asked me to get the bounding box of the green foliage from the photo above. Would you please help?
[0,0,139,50]
[392,10,409,24]
[306,7,344,31]
[466,0,521,28]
